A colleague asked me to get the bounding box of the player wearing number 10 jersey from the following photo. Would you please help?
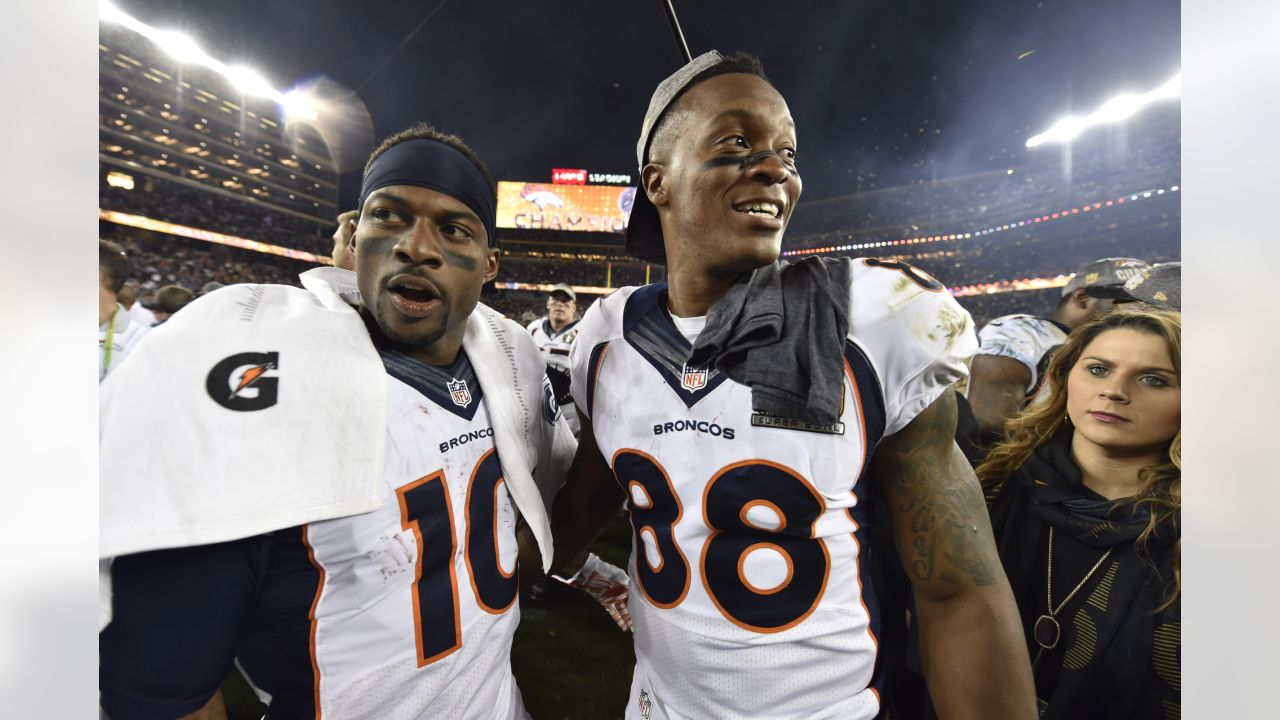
[550,52,1037,720]
[100,127,582,719]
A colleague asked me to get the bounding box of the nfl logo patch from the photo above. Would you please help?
[680,363,707,392]
[447,378,472,408]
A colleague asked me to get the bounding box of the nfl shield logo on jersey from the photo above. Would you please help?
[446,378,471,407]
[680,363,707,392]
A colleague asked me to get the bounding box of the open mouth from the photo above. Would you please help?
[732,200,783,220]
[387,275,441,317]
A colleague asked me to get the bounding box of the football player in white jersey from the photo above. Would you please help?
[527,283,582,436]
[967,257,1150,442]
[99,240,149,381]
[549,52,1036,720]
[100,124,609,719]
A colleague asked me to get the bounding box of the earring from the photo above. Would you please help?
[1063,414,1073,426]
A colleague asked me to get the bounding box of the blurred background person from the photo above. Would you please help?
[966,257,1150,448]
[330,209,359,271]
[527,282,581,436]
[976,305,1180,719]
[147,284,195,325]
[100,240,150,381]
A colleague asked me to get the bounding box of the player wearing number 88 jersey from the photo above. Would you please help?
[566,261,968,718]
[550,51,1037,720]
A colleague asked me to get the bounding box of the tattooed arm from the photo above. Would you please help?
[871,388,1036,720]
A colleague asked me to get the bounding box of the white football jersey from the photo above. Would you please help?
[526,316,580,375]
[975,314,1069,393]
[100,303,150,381]
[569,258,976,720]
[237,348,528,720]
[528,316,582,435]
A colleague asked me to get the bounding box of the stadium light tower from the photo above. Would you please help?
[1025,72,1181,148]
[97,0,325,123]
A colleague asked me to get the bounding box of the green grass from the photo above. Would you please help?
[221,519,637,719]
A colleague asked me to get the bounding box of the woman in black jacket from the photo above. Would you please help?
[976,305,1180,720]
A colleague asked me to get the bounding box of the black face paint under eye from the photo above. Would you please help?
[700,150,794,173]
[441,246,479,272]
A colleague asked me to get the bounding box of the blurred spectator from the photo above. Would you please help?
[148,285,195,325]
[100,240,150,381]
[199,281,226,297]
[331,210,359,271]
[966,258,1149,445]
[526,283,582,437]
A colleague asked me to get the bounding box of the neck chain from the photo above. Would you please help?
[1032,526,1113,669]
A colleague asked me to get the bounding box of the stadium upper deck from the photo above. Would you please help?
[98,22,338,230]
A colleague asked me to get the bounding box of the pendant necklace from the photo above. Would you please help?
[1032,526,1113,669]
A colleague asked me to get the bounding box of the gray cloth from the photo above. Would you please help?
[687,256,852,424]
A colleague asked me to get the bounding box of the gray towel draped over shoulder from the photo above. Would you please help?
[686,256,852,424]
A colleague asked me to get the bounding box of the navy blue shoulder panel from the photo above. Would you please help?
[621,283,729,408]
[379,347,484,421]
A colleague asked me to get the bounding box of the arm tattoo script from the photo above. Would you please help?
[876,389,999,588]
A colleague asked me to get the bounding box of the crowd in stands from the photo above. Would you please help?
[101,172,335,256]
[496,255,658,289]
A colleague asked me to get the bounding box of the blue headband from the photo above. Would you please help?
[359,138,496,246]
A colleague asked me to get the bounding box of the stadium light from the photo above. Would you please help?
[1026,72,1181,148]
[98,0,318,119]
[226,66,275,98]
[152,29,213,66]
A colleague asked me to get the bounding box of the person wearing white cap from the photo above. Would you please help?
[548,51,1035,720]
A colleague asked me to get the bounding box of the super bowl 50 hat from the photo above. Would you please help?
[1118,262,1180,311]
[625,50,727,265]
[1061,257,1151,299]
[549,282,577,302]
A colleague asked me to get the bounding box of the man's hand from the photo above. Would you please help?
[554,553,633,631]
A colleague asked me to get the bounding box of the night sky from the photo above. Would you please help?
[112,0,1180,208]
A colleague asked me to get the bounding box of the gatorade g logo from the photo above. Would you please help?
[206,352,280,411]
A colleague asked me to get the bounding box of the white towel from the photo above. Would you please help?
[100,266,569,570]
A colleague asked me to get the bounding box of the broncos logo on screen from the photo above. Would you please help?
[520,185,565,210]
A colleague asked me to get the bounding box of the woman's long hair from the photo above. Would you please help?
[976,305,1181,610]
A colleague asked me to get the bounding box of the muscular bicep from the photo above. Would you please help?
[966,354,1033,437]
[100,538,267,719]
[871,388,1003,601]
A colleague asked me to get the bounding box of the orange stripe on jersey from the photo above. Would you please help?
[300,526,326,720]
[397,471,463,667]
[843,358,882,677]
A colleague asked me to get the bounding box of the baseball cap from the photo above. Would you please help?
[1117,262,1180,311]
[548,283,576,302]
[1061,257,1151,299]
[625,50,728,264]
